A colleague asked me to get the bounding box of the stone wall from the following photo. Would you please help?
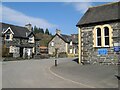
[81,22,120,63]
[2,37,38,58]
[35,40,40,54]
[48,35,66,55]
[67,43,78,54]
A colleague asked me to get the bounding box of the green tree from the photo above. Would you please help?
[34,26,39,34]
[39,28,44,34]
[31,27,34,32]
[49,33,52,36]
[45,28,49,35]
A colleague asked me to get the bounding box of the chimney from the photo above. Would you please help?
[56,29,61,35]
[25,23,32,32]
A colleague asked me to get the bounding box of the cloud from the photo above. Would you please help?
[2,0,119,2]
[1,5,57,29]
[72,2,92,13]
[0,5,2,21]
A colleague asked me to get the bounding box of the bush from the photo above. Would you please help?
[49,54,55,57]
[40,54,49,59]
[58,52,67,58]
[68,54,75,57]
[2,45,9,57]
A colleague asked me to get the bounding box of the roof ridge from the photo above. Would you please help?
[61,34,71,36]
[89,1,119,9]
[1,22,27,29]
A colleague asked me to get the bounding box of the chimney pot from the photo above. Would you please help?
[25,23,32,32]
[56,29,61,35]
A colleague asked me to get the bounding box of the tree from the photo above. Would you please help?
[45,28,49,35]
[39,28,44,34]
[31,27,34,32]
[34,26,45,34]
[34,26,39,34]
[49,33,52,36]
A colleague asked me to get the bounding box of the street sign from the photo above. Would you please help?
[114,46,120,52]
[98,49,108,55]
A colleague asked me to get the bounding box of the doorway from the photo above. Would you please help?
[20,47,23,57]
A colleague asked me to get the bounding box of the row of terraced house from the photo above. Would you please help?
[1,23,78,58]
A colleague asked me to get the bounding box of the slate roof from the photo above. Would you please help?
[60,34,71,43]
[71,34,78,44]
[57,34,78,44]
[76,2,120,27]
[0,22,31,38]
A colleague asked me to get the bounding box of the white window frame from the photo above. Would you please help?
[51,41,54,47]
[5,34,12,41]
[70,41,72,46]
[28,36,34,43]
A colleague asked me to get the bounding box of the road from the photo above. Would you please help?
[2,58,118,88]
[51,60,118,88]
[2,58,87,88]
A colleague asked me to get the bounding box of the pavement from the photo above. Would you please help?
[2,57,119,88]
[0,61,2,90]
[51,58,119,88]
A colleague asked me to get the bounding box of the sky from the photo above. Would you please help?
[0,1,118,35]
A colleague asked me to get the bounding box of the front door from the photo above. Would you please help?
[20,47,23,57]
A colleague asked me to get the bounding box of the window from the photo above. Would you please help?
[28,36,34,43]
[104,27,109,46]
[96,28,101,46]
[93,24,113,47]
[9,46,14,53]
[51,41,54,46]
[5,34,12,41]
[6,34,10,39]
[70,41,72,46]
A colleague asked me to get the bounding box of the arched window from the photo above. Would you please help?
[93,24,113,47]
[104,27,109,46]
[96,28,102,46]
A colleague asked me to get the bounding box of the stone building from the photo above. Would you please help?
[76,2,120,64]
[1,22,40,58]
[48,30,78,57]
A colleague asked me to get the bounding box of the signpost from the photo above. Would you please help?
[114,46,120,52]
[113,43,120,52]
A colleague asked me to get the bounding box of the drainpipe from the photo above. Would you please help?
[78,27,82,64]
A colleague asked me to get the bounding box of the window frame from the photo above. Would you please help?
[51,41,54,47]
[103,27,110,47]
[93,24,113,48]
[96,27,102,47]
[28,36,35,43]
[5,34,12,41]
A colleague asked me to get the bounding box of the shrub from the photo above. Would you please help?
[58,52,67,58]
[40,54,49,59]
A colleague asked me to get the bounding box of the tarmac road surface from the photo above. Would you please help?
[2,58,118,88]
[2,58,88,88]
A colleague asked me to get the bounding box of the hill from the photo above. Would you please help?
[35,33,53,47]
